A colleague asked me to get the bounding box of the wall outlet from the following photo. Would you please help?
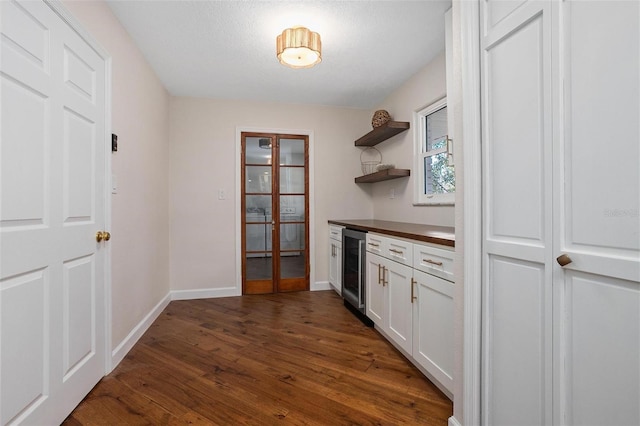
[218,189,225,200]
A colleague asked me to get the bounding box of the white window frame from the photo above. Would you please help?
[413,97,455,205]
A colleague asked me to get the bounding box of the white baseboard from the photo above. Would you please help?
[448,415,462,426]
[311,281,332,291]
[171,286,240,300]
[110,292,171,371]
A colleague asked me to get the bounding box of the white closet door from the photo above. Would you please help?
[480,1,554,425]
[552,1,640,425]
[0,1,107,424]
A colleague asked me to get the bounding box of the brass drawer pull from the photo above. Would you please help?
[411,278,417,303]
[423,259,443,266]
[368,242,380,247]
[389,249,404,255]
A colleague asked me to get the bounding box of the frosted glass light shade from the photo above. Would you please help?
[276,27,322,69]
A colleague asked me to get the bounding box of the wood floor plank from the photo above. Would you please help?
[64,291,452,425]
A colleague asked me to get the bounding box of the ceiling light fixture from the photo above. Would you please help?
[276,26,322,69]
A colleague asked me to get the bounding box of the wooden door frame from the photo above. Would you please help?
[235,127,315,295]
[48,0,114,374]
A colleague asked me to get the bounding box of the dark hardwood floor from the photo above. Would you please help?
[64,291,452,425]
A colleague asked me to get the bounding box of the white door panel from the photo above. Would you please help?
[0,76,49,226]
[485,0,527,31]
[562,273,639,426]
[0,270,48,425]
[553,1,640,424]
[0,1,108,424]
[62,255,96,379]
[485,12,548,244]
[559,0,639,257]
[485,256,549,426]
[1,0,50,74]
[481,1,553,424]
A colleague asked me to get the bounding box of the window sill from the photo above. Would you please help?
[413,201,455,207]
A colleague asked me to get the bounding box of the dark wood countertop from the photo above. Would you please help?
[328,219,455,247]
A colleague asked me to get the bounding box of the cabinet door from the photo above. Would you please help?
[553,2,639,425]
[480,1,554,424]
[328,242,338,289]
[366,253,385,327]
[385,259,413,354]
[335,243,342,293]
[412,269,454,393]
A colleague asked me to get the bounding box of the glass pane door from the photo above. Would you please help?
[242,133,309,294]
[277,136,308,291]
[243,136,274,294]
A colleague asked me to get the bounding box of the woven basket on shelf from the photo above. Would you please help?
[360,147,382,175]
[371,110,391,128]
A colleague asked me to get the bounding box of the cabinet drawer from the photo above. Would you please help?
[413,243,454,282]
[366,233,384,255]
[329,225,343,241]
[367,233,413,266]
[382,236,413,266]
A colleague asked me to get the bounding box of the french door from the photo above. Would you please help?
[241,133,309,294]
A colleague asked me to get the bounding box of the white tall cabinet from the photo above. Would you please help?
[479,1,639,425]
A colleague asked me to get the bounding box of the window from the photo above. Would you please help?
[414,98,455,205]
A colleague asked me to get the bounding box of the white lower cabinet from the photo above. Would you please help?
[328,225,343,294]
[366,233,454,396]
[412,268,454,392]
[366,252,385,326]
[384,259,413,354]
[366,252,413,354]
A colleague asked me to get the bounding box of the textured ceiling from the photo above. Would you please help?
[106,0,451,109]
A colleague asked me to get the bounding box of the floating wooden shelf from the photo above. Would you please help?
[355,168,411,183]
[354,121,410,147]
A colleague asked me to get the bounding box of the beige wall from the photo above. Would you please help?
[169,98,372,291]
[63,1,171,351]
[370,52,455,227]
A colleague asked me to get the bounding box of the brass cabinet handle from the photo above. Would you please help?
[423,259,443,266]
[382,266,388,286]
[557,254,572,267]
[377,263,382,285]
[411,277,417,303]
[368,242,380,247]
[389,249,404,255]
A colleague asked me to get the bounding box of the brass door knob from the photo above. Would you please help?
[556,254,572,267]
[96,231,111,242]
